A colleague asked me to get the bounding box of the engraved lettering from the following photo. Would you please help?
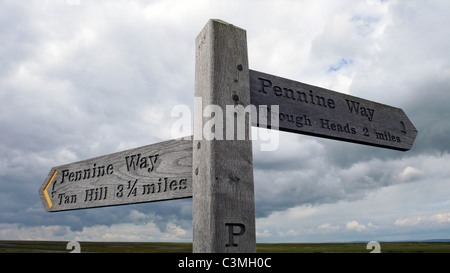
[257,77,271,94]
[279,112,312,128]
[327,99,336,109]
[83,168,91,179]
[363,127,370,137]
[61,170,69,183]
[58,193,77,205]
[139,156,148,169]
[257,77,336,108]
[375,131,385,140]
[308,90,316,105]
[106,164,114,175]
[400,121,407,135]
[375,131,401,143]
[141,178,189,195]
[314,91,326,106]
[296,90,308,102]
[125,153,159,172]
[148,154,158,172]
[127,180,137,197]
[97,165,105,177]
[74,170,82,181]
[125,154,141,171]
[142,183,155,195]
[159,177,168,192]
[295,115,312,128]
[273,86,282,96]
[84,187,107,202]
[60,164,114,183]
[283,88,295,100]
[225,223,246,247]
[345,99,374,121]
[179,178,187,189]
[116,184,123,197]
[169,180,178,191]
[320,119,356,134]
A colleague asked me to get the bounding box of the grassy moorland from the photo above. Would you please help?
[0,240,449,253]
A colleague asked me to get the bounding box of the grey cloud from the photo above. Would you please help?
[0,1,196,235]
[348,1,450,155]
[254,146,430,217]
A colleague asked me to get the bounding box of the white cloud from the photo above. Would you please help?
[0,223,70,241]
[430,213,450,224]
[0,221,191,242]
[346,221,367,232]
[395,213,450,228]
[128,210,147,222]
[398,166,423,182]
[394,217,423,227]
[256,229,272,238]
[318,223,340,233]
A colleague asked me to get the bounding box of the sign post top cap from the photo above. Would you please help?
[209,19,245,30]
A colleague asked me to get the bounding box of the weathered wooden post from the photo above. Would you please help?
[192,19,256,253]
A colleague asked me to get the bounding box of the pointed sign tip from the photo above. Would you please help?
[43,170,57,209]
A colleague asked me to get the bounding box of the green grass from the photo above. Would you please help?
[0,240,192,253]
[256,242,450,253]
[0,240,449,253]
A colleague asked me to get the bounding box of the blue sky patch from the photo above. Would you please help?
[328,58,354,72]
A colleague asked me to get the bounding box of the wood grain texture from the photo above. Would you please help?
[193,19,256,253]
[39,138,192,212]
[250,70,417,151]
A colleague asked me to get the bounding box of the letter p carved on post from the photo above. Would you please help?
[225,223,246,247]
[192,19,256,253]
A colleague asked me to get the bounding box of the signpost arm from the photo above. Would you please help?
[193,19,256,253]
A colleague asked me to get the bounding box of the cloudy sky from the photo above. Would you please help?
[1,0,449,244]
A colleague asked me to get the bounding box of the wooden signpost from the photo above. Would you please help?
[249,70,417,151]
[39,19,417,253]
[192,19,255,253]
[39,139,192,212]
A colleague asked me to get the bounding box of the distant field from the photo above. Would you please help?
[1,240,449,253]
